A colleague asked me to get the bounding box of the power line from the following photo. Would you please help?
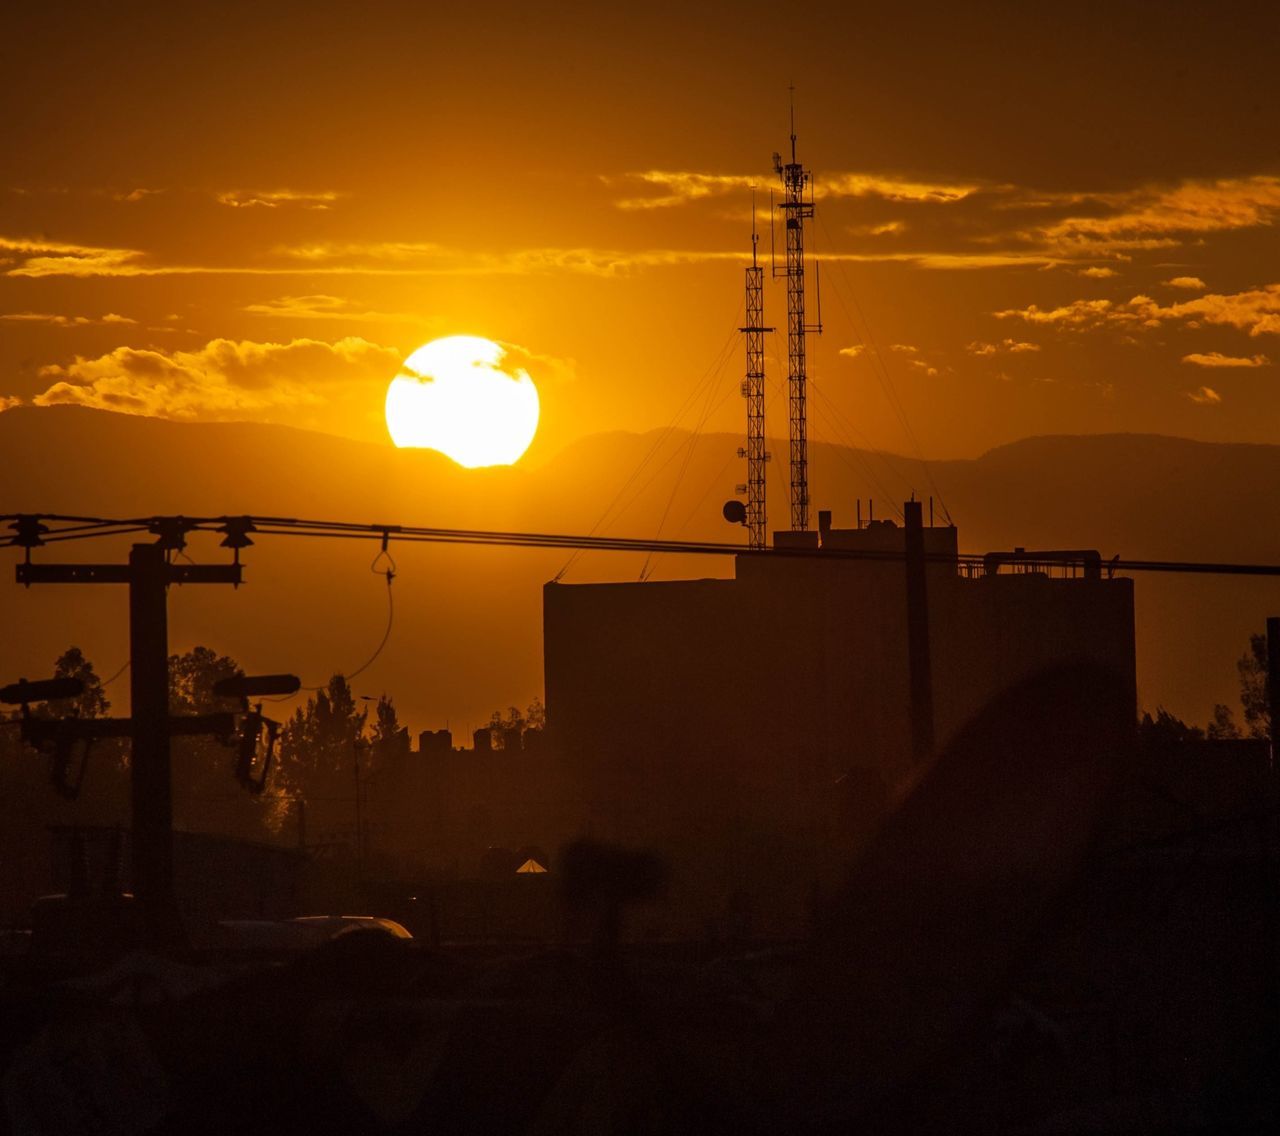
[8,513,1280,579]
[640,333,742,579]
[816,213,953,523]
[555,301,744,581]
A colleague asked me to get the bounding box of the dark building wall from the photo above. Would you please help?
[930,573,1136,759]
[548,560,1134,790]
[368,731,567,881]
[543,548,1136,934]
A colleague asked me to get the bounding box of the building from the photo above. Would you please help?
[543,505,1136,936]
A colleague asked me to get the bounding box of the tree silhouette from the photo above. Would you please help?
[0,649,129,897]
[169,646,240,717]
[279,674,369,797]
[1206,702,1242,740]
[42,646,110,721]
[485,698,546,748]
[1236,633,1269,740]
[166,646,285,840]
[368,694,408,765]
[1138,708,1204,743]
[526,697,546,731]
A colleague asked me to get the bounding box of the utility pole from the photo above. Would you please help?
[13,518,249,948]
[128,543,176,943]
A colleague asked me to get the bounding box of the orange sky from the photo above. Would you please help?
[3,1,1280,462]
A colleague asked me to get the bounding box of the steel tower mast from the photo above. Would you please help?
[773,94,820,531]
[738,193,772,550]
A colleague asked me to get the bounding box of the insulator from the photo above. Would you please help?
[9,515,49,548]
[149,516,194,550]
[218,516,257,550]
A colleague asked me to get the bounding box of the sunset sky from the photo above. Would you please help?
[4,1,1279,463]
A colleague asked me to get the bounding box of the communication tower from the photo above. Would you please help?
[773,94,821,531]
[737,194,772,550]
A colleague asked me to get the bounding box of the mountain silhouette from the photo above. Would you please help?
[2,406,1273,731]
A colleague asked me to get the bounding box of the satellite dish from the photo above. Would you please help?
[722,500,747,525]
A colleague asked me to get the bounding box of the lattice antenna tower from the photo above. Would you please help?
[737,190,772,550]
[772,89,821,531]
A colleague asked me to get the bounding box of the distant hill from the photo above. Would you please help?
[2,405,1275,730]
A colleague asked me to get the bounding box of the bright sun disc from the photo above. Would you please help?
[385,335,540,468]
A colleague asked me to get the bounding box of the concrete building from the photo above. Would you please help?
[543,507,1136,936]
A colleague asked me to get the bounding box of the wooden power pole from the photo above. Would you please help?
[16,536,242,948]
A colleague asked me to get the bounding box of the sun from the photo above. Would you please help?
[385,335,540,468]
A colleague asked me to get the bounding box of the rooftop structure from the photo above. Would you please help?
[544,505,1136,934]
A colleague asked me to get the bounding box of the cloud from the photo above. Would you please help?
[871,174,1280,268]
[966,339,1041,355]
[1166,276,1206,290]
[0,396,21,413]
[1181,351,1270,368]
[0,227,1058,281]
[996,286,1280,338]
[814,173,980,204]
[32,337,400,420]
[994,298,1119,326]
[1,235,148,277]
[1,311,136,327]
[243,294,413,323]
[112,188,163,203]
[1134,286,1280,337]
[609,169,979,210]
[893,175,1280,268]
[1031,176,1280,250]
[884,344,941,376]
[849,220,906,236]
[272,240,749,277]
[1187,386,1222,404]
[215,189,342,210]
[839,344,865,358]
[2,232,749,279]
[829,250,1062,270]
[610,171,756,211]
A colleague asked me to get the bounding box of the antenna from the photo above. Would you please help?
[732,188,773,550]
[769,188,776,275]
[789,81,797,165]
[752,186,758,269]
[774,88,820,531]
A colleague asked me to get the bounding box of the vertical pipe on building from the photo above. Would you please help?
[904,501,935,764]
[1265,618,1280,1074]
[1268,617,1280,767]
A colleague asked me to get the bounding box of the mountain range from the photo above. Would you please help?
[3,405,1276,732]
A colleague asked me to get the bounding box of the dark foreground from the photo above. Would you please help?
[1,666,1275,1133]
